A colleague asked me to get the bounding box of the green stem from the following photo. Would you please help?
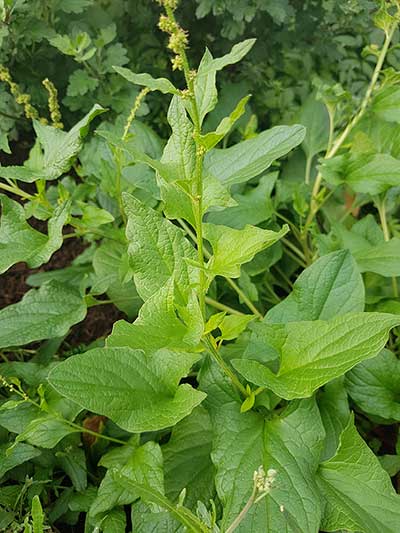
[0,181,34,200]
[178,211,263,318]
[304,154,313,185]
[205,296,246,316]
[376,196,399,298]
[225,484,258,533]
[202,336,248,398]
[304,21,397,234]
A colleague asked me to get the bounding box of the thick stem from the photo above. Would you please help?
[304,22,397,234]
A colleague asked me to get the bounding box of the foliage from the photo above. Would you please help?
[1,0,400,532]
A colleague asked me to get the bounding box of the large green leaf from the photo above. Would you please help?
[163,406,215,509]
[0,195,70,274]
[0,281,87,349]
[317,418,400,532]
[346,349,400,421]
[0,105,105,182]
[123,193,196,301]
[232,312,400,399]
[49,346,206,432]
[204,222,288,278]
[266,250,365,322]
[211,399,324,532]
[203,124,305,187]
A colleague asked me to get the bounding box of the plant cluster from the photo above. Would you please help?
[1,0,400,532]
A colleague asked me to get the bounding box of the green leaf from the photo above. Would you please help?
[0,281,87,349]
[90,441,163,517]
[113,66,178,94]
[31,496,44,533]
[194,40,255,124]
[299,94,330,158]
[0,196,70,274]
[211,399,324,532]
[232,312,400,399]
[67,69,99,96]
[203,124,305,187]
[317,417,400,532]
[111,472,209,532]
[92,241,141,318]
[56,447,87,492]
[334,216,400,277]
[206,173,276,229]
[204,222,289,278]
[123,193,196,301]
[0,132,10,154]
[107,279,203,353]
[317,377,350,461]
[49,347,206,432]
[101,508,127,533]
[163,407,215,509]
[16,416,79,448]
[0,443,41,478]
[322,153,400,195]
[373,86,400,123]
[346,349,400,421]
[199,95,250,150]
[161,95,196,182]
[266,250,365,322]
[354,238,400,277]
[35,104,106,180]
[217,314,254,341]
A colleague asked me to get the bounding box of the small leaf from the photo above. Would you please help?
[204,222,289,278]
[31,496,44,533]
[0,196,70,274]
[113,66,179,94]
[218,314,255,341]
[49,346,206,432]
[199,95,250,150]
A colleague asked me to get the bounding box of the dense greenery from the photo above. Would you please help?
[2,0,400,531]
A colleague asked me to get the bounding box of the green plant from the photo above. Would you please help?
[2,0,400,532]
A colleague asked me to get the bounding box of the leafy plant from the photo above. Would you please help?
[1,0,400,532]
